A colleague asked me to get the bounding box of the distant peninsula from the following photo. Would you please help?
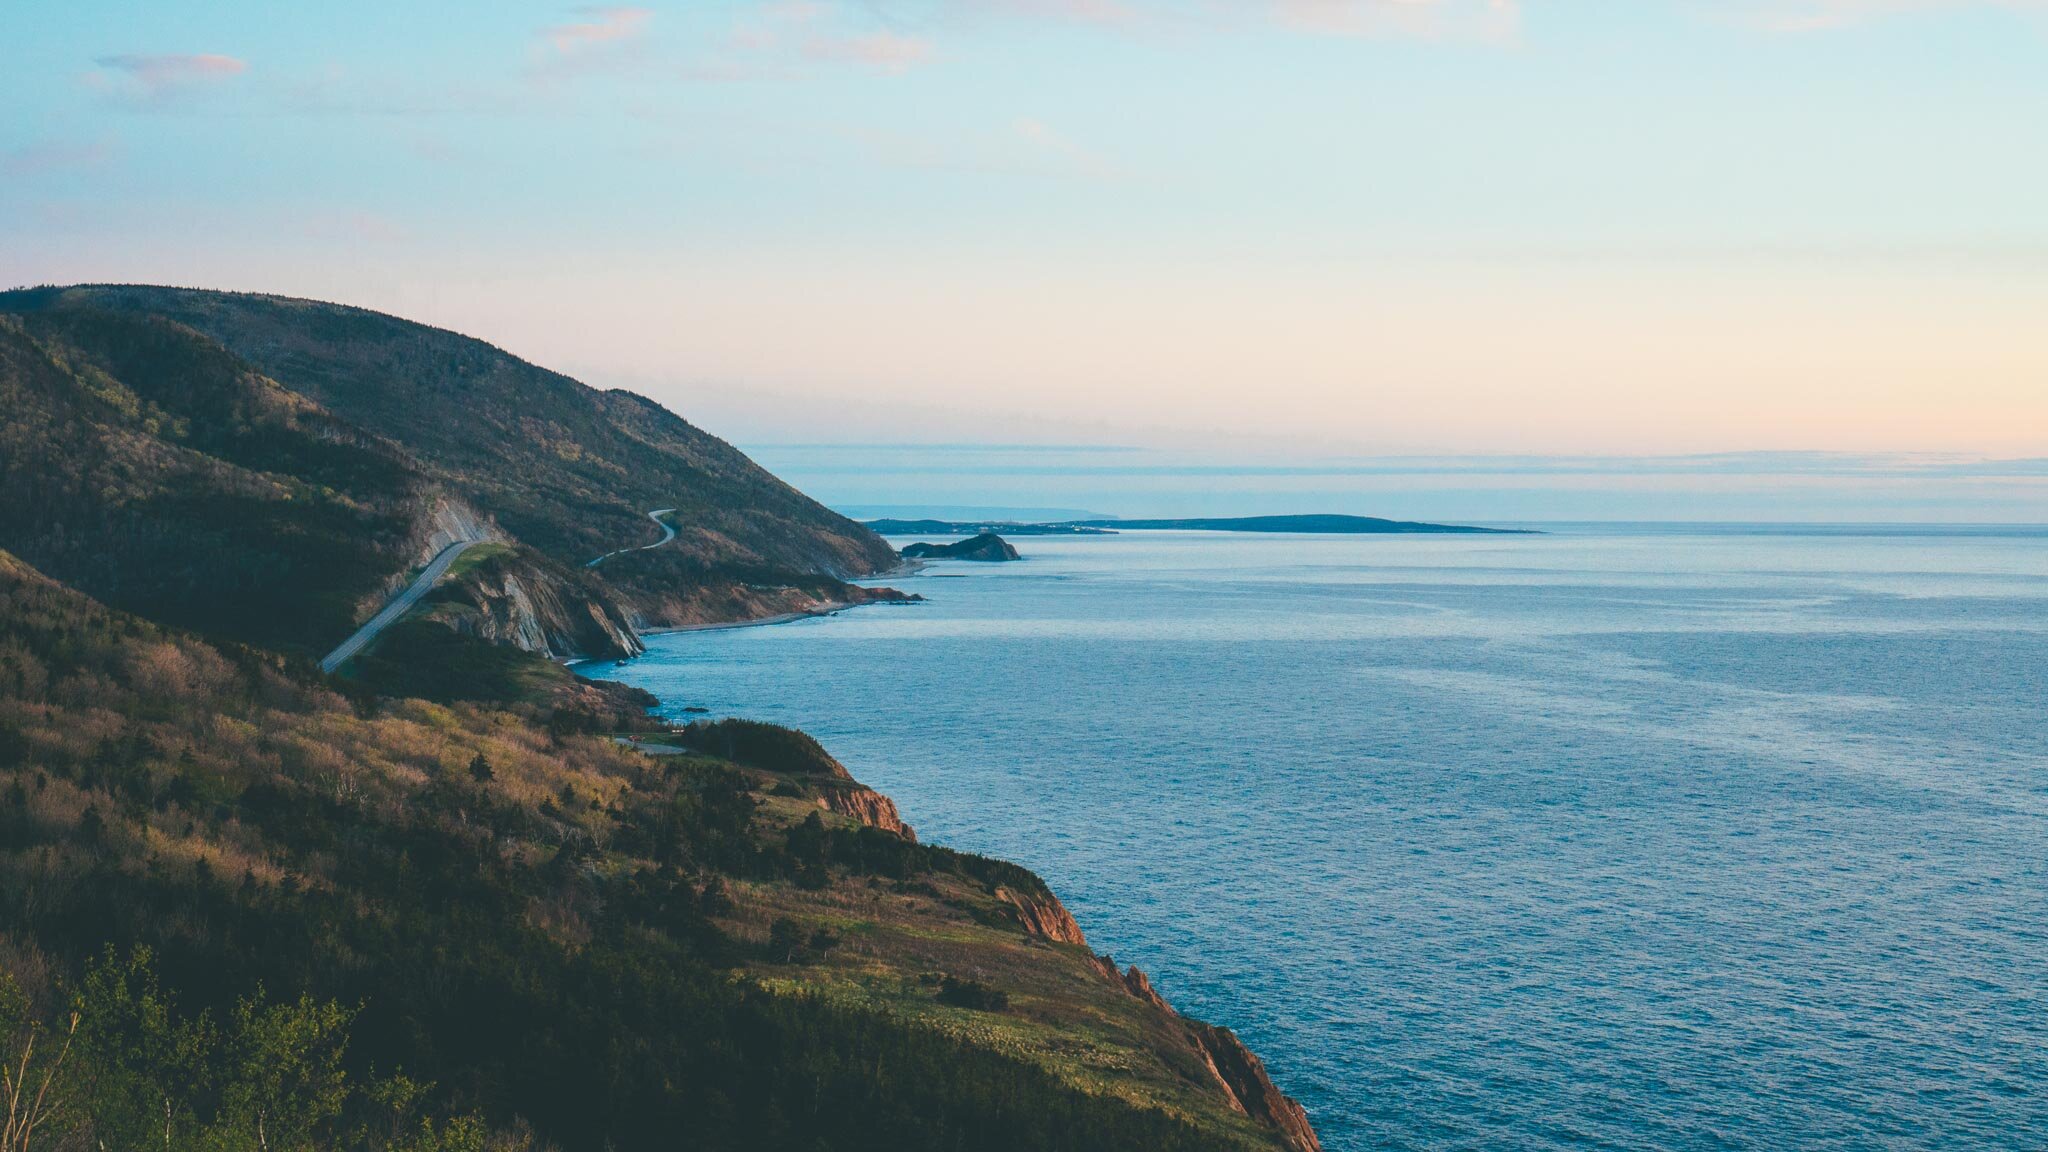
[901,532,1023,561]
[872,514,1529,536]
[1074,514,1528,534]
[870,518,1112,537]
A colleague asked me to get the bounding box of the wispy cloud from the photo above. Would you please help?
[1013,117,1131,181]
[731,2,935,74]
[865,0,1519,39]
[2,137,115,177]
[532,6,654,79]
[87,53,246,106]
[1720,0,2048,32]
[543,6,652,53]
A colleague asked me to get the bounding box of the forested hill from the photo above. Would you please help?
[0,287,1324,1151]
[0,546,1316,1152]
[1,286,896,579]
[0,287,904,666]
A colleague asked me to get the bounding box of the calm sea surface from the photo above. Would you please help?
[586,526,2048,1151]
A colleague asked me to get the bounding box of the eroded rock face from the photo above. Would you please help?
[817,785,916,840]
[1086,954,1321,1151]
[1120,964,1173,1013]
[1185,1023,1324,1152]
[449,564,643,662]
[994,885,1088,946]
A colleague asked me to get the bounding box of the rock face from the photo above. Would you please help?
[817,785,916,840]
[1184,1023,1324,1152]
[1119,963,1173,1013]
[994,884,1088,946]
[1084,953,1322,1152]
[899,533,1022,562]
[444,558,643,662]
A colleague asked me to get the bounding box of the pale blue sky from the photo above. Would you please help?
[6,2,2047,517]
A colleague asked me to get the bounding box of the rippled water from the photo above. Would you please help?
[585,526,2048,1151]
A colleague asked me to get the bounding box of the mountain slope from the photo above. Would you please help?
[0,286,906,669]
[0,308,422,653]
[2,286,897,581]
[0,548,1313,1152]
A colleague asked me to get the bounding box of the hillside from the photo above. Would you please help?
[0,286,1322,1151]
[4,286,896,578]
[0,287,906,670]
[0,549,1317,1152]
[0,306,424,654]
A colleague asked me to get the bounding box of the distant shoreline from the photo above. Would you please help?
[867,513,1536,536]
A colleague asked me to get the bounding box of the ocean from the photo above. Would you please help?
[584,526,2048,1151]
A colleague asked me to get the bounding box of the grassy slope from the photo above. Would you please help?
[0,551,1289,1152]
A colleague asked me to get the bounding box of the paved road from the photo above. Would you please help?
[586,508,678,567]
[320,538,487,674]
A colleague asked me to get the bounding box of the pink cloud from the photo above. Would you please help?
[542,6,653,53]
[802,29,933,70]
[731,3,937,73]
[89,53,247,104]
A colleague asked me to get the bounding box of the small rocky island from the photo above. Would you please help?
[901,532,1022,562]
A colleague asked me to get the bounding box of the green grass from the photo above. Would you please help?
[444,540,514,579]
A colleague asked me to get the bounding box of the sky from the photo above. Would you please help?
[5,1,2047,519]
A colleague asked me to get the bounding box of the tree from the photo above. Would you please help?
[1,972,77,1152]
[767,918,805,964]
[467,753,493,784]
[72,947,213,1152]
[216,992,352,1152]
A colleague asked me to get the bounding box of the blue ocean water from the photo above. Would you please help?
[585,527,2048,1151]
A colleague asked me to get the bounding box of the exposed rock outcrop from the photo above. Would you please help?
[817,784,916,840]
[442,555,643,662]
[422,496,496,553]
[1084,954,1321,1151]
[1121,963,1173,1013]
[995,884,1087,946]
[1185,1023,1324,1152]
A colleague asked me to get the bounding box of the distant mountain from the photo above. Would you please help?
[1075,514,1525,534]
[0,286,904,668]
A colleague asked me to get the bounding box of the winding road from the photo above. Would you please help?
[586,508,677,567]
[319,538,487,674]
[321,508,677,675]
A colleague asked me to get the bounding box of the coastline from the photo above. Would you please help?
[584,570,1323,1151]
[630,558,926,641]
[638,602,859,637]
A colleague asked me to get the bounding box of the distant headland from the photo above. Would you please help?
[900,533,1024,561]
[870,514,1533,536]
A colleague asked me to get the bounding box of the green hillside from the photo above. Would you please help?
[0,307,421,654]
[0,287,908,670]
[0,287,1321,1152]
[0,549,1300,1152]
